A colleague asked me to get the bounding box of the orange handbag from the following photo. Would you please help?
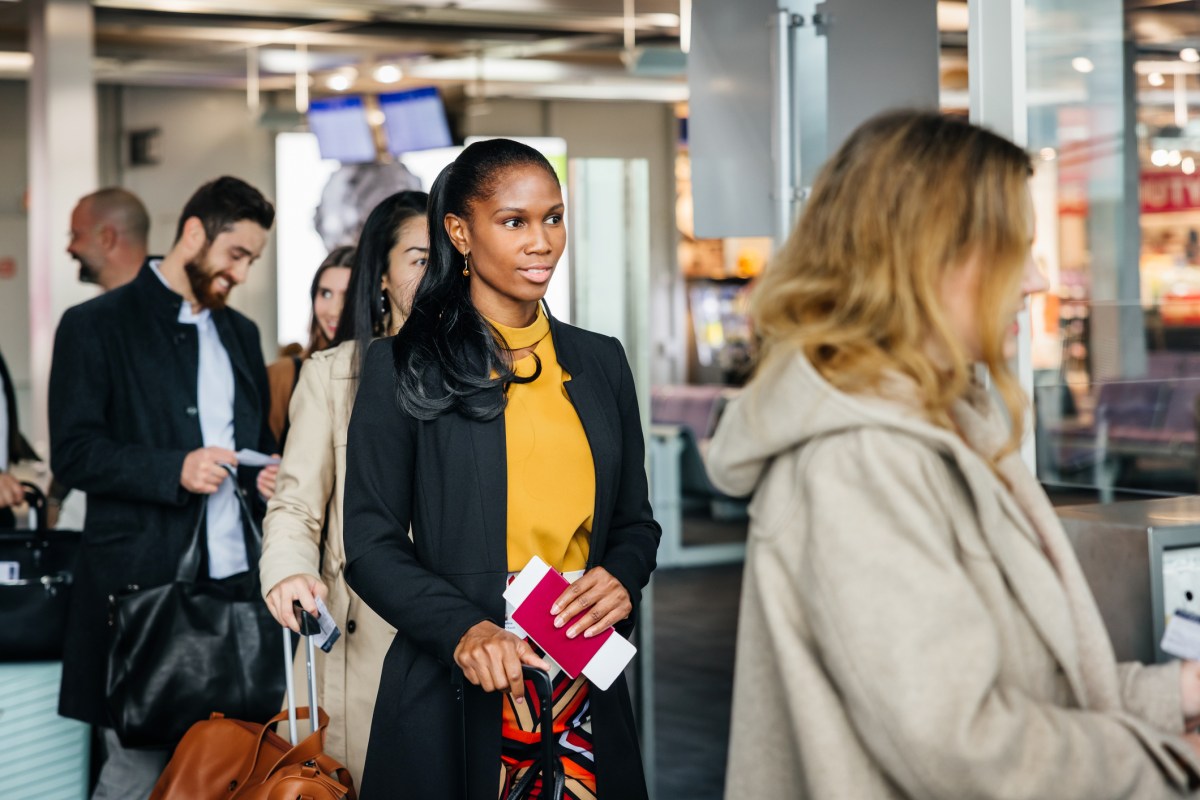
[151,614,355,799]
[150,706,355,800]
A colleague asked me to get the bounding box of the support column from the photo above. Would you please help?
[28,0,98,455]
[968,0,1035,471]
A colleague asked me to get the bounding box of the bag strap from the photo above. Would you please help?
[174,497,208,582]
[236,706,330,789]
[174,464,264,581]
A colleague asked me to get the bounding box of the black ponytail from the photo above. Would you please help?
[392,138,558,421]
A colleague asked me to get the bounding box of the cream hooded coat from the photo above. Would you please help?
[707,352,1200,799]
[259,341,394,787]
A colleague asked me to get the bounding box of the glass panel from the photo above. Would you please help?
[1029,1,1200,501]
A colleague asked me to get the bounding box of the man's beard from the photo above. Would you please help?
[74,256,100,285]
[184,246,233,311]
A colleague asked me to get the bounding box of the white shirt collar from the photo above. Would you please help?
[150,259,210,324]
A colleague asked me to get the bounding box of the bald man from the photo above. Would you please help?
[67,188,150,290]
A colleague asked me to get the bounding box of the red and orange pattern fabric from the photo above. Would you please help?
[499,667,596,800]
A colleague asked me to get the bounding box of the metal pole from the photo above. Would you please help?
[282,627,298,745]
[770,9,798,245]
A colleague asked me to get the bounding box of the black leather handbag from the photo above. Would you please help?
[0,483,80,661]
[105,471,286,748]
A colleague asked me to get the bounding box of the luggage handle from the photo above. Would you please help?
[20,483,47,532]
[284,602,322,746]
[504,666,565,800]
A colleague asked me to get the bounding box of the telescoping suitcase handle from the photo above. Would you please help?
[504,666,565,800]
[282,601,322,746]
[20,483,47,533]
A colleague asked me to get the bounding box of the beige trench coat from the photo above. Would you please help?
[260,340,393,787]
[707,353,1200,799]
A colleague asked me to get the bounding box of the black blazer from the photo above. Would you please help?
[343,316,660,799]
[49,263,275,727]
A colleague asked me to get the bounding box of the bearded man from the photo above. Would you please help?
[48,176,278,799]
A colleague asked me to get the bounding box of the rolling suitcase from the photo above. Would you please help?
[149,605,355,799]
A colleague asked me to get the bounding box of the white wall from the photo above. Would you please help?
[0,82,32,439]
[120,87,279,361]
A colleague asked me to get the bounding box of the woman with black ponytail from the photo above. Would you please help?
[343,139,659,799]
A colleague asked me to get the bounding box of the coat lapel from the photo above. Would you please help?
[957,455,1089,705]
[466,385,510,574]
[550,316,617,568]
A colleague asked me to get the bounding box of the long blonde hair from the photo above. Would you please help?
[753,110,1033,457]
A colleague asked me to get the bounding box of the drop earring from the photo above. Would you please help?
[462,252,471,277]
[380,290,389,317]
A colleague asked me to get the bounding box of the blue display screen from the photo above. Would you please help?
[379,87,454,156]
[307,96,377,164]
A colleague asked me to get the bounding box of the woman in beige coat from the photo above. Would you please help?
[707,111,1200,799]
[259,190,428,785]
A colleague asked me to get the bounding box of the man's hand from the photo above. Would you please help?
[453,621,550,704]
[256,458,280,500]
[180,447,238,494]
[265,574,328,633]
[0,472,24,509]
[550,566,632,639]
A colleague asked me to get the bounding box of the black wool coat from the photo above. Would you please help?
[343,317,661,799]
[49,263,275,727]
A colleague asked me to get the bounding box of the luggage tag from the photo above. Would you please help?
[1162,609,1200,660]
[312,596,341,653]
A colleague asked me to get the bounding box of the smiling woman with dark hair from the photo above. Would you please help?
[258,189,429,788]
[342,139,660,799]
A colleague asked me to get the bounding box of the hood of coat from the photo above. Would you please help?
[706,350,1002,498]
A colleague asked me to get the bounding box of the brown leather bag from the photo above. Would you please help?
[149,706,356,800]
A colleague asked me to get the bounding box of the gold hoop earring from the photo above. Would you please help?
[462,252,470,277]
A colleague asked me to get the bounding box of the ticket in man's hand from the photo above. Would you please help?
[1161,609,1200,660]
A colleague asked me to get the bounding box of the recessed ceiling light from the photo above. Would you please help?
[374,64,402,84]
[1169,150,1183,166]
[1072,57,1095,74]
[1185,157,1196,175]
[326,74,352,91]
[1150,72,1166,87]
[1152,149,1170,167]
[1182,48,1200,63]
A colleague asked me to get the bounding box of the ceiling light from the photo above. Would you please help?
[373,64,402,84]
[1185,157,1196,175]
[326,73,352,91]
[1150,72,1166,87]
[1072,57,1095,74]
[1152,149,1170,167]
[1170,150,1183,166]
[1183,48,1200,63]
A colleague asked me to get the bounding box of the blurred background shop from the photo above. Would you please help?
[7,1,1200,798]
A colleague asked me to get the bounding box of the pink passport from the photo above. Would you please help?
[511,569,612,679]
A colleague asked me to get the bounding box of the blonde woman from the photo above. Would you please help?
[708,110,1200,798]
[258,190,428,786]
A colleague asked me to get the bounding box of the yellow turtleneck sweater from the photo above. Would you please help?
[489,307,595,573]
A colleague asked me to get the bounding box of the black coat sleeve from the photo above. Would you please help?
[598,337,661,617]
[49,305,189,506]
[342,341,491,666]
